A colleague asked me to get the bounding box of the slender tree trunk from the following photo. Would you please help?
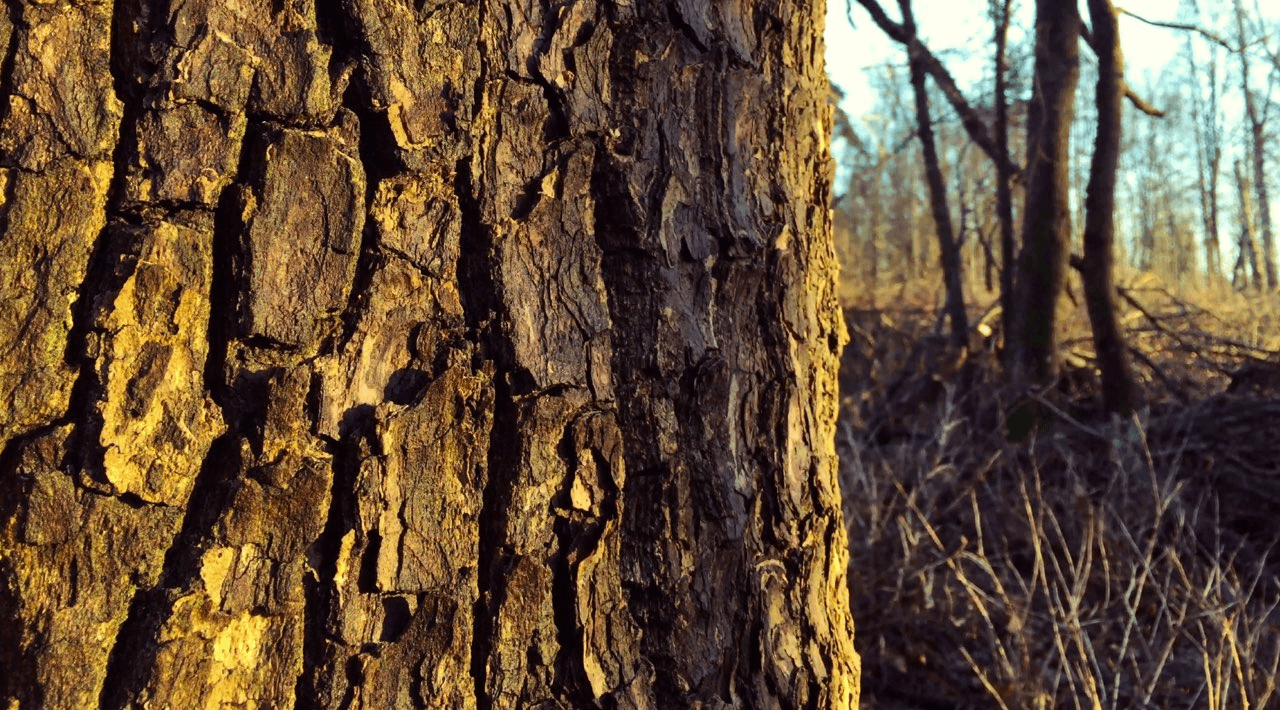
[1081,0,1138,415]
[1011,0,1081,385]
[1235,0,1278,290]
[0,2,859,709]
[1234,159,1264,290]
[900,0,968,346]
[865,179,882,291]
[1248,118,1276,289]
[1206,152,1223,283]
[894,175,920,280]
[1188,38,1223,284]
[992,0,1017,353]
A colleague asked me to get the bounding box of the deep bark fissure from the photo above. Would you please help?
[0,430,50,706]
[333,87,398,347]
[203,156,252,403]
[452,45,520,705]
[454,157,499,332]
[97,587,171,710]
[61,224,143,488]
[96,428,243,710]
[0,0,21,133]
[470,376,519,710]
[589,37,683,704]
[295,406,374,709]
[645,127,672,250]
[549,436,615,703]
[592,145,673,700]
[57,0,157,491]
[666,1,710,53]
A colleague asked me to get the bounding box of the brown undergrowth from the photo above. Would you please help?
[840,274,1280,710]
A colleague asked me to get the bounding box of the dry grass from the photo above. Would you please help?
[839,273,1280,710]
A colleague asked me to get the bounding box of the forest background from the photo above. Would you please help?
[826,0,1280,298]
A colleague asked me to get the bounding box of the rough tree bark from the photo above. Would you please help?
[1080,0,1138,416]
[1011,0,1080,385]
[0,1,859,709]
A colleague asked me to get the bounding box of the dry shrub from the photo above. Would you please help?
[839,288,1280,710]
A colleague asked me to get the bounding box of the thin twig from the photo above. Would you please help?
[1128,344,1191,403]
[1117,7,1236,50]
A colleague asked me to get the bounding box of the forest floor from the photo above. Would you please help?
[838,273,1280,710]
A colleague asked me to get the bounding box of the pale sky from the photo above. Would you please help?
[826,0,1216,118]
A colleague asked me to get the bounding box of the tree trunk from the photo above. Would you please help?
[0,2,859,709]
[1234,159,1264,290]
[992,0,1017,352]
[1236,0,1278,290]
[900,0,968,347]
[1247,116,1276,289]
[1080,0,1137,415]
[1011,0,1081,385]
[1187,37,1223,284]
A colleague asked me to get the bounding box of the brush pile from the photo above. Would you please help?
[840,281,1280,710]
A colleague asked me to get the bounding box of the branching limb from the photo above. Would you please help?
[1078,24,1167,116]
[853,0,1019,176]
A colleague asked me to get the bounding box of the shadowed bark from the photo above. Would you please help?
[0,1,859,708]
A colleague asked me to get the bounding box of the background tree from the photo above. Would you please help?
[1233,158,1265,289]
[1234,0,1278,290]
[992,0,1018,344]
[899,0,969,346]
[1185,19,1226,283]
[1010,0,1080,385]
[1080,0,1138,415]
[0,1,859,708]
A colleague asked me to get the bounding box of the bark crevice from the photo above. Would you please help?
[95,429,243,710]
[0,0,20,135]
[62,225,143,491]
[332,89,392,349]
[471,376,520,710]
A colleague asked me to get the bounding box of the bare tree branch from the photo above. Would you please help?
[844,0,859,32]
[1079,23,1167,116]
[1122,87,1167,116]
[1244,0,1280,96]
[853,0,1019,176]
[1117,7,1236,50]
